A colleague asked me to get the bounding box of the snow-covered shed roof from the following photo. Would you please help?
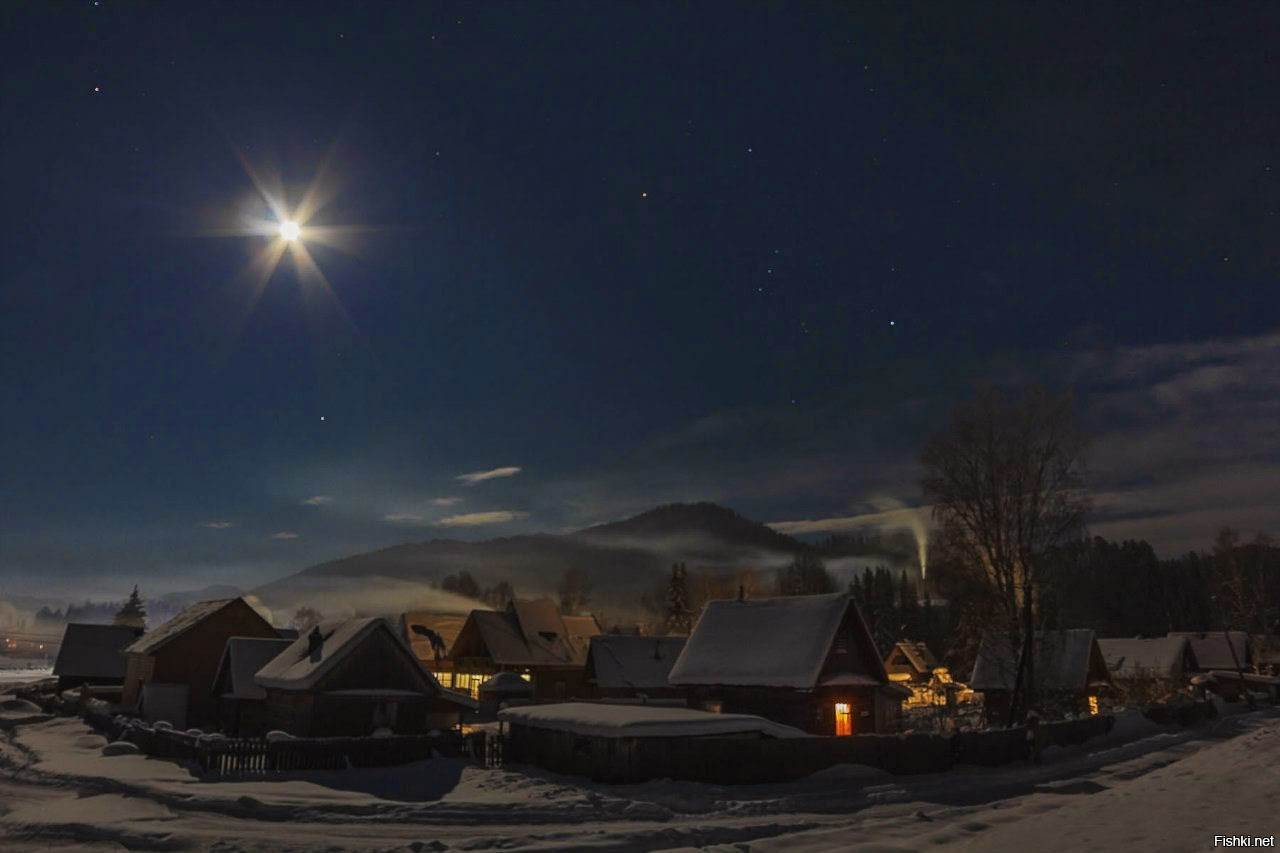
[453,600,599,668]
[971,629,1111,692]
[254,617,475,710]
[667,592,885,689]
[586,635,687,690]
[498,702,809,739]
[124,599,255,656]
[53,624,143,680]
[1168,631,1251,670]
[214,636,294,700]
[479,671,534,695]
[1098,637,1190,680]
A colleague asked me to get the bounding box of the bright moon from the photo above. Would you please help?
[280,220,301,242]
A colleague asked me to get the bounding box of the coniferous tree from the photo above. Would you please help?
[664,562,693,634]
[113,585,147,629]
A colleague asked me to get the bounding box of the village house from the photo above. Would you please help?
[52,623,144,698]
[449,599,600,701]
[212,636,294,736]
[667,592,909,735]
[1098,636,1195,703]
[254,617,476,737]
[584,634,687,701]
[970,629,1112,721]
[881,640,965,709]
[121,598,278,728]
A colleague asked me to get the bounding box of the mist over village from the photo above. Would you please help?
[3,3,1280,852]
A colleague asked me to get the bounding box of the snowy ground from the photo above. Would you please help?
[0,664,52,686]
[1,698,1278,852]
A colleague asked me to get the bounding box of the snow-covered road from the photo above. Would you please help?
[1,705,1277,852]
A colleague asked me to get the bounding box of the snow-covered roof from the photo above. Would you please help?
[586,635,687,690]
[123,599,247,656]
[668,592,883,689]
[53,624,142,680]
[1168,631,1251,670]
[214,637,294,700]
[254,617,475,711]
[479,672,533,695]
[498,702,809,739]
[971,629,1111,692]
[453,600,599,668]
[884,641,938,674]
[1098,637,1190,679]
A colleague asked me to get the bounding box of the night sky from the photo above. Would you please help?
[3,2,1278,599]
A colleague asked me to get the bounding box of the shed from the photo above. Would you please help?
[52,624,143,693]
[499,702,806,783]
[667,592,908,735]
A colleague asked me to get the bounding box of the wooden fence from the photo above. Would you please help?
[85,710,469,776]
[505,714,1118,784]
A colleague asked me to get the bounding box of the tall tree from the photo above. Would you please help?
[921,386,1090,724]
[113,585,147,630]
[557,567,592,615]
[776,553,836,596]
[481,580,515,611]
[440,571,482,600]
[664,562,694,634]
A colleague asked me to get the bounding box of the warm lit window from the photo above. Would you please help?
[1088,695,1099,715]
[834,702,852,736]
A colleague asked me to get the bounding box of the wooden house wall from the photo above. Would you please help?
[530,665,593,702]
[122,601,276,727]
[694,685,882,735]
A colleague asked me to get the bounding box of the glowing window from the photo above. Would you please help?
[834,702,852,736]
[1088,695,1099,716]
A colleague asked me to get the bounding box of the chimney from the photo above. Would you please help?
[307,626,324,656]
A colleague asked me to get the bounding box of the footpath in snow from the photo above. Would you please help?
[1,696,1278,853]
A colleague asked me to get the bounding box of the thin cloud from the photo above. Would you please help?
[270,531,300,540]
[433,510,528,528]
[302,495,332,506]
[431,496,463,506]
[200,521,235,530]
[455,466,522,485]
[383,513,427,525]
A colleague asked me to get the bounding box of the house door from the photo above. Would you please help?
[834,702,852,736]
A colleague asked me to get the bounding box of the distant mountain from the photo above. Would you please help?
[251,503,809,616]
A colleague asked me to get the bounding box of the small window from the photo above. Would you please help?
[834,633,849,655]
[834,702,852,736]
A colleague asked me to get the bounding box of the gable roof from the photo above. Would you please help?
[1168,631,1251,670]
[1098,637,1191,679]
[123,598,267,656]
[401,612,467,663]
[586,635,687,690]
[214,637,294,700]
[253,617,476,709]
[971,629,1111,692]
[885,641,939,674]
[52,624,143,680]
[667,592,885,689]
[452,600,600,668]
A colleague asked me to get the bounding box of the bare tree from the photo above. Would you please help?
[921,386,1090,725]
[557,567,592,615]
